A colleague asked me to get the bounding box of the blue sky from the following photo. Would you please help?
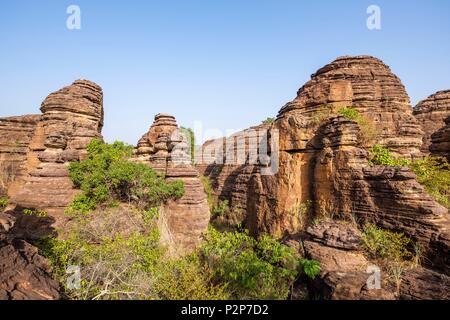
[1,0,449,144]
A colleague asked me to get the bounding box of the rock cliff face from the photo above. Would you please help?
[0,115,41,197]
[3,80,104,238]
[199,56,427,237]
[0,212,60,300]
[414,90,450,153]
[134,114,210,255]
[430,115,450,162]
[198,55,450,299]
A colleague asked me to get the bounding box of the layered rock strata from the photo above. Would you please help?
[0,212,60,300]
[134,114,210,254]
[198,56,450,299]
[4,80,104,237]
[430,115,450,162]
[414,90,450,153]
[199,56,426,238]
[0,115,41,196]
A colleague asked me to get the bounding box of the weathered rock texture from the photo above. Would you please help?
[0,115,41,196]
[414,90,450,153]
[0,212,60,300]
[430,115,450,162]
[199,56,427,237]
[1,80,104,238]
[198,55,450,299]
[134,114,210,255]
[300,221,396,300]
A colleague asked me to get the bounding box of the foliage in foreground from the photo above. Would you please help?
[35,207,228,300]
[201,228,319,300]
[369,145,450,208]
[361,224,412,262]
[0,197,7,211]
[67,139,184,214]
[36,203,320,300]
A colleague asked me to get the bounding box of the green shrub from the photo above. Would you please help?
[0,197,7,211]
[262,117,275,125]
[369,145,411,167]
[338,107,377,147]
[200,175,215,210]
[369,146,450,207]
[338,107,360,120]
[213,200,229,217]
[299,259,321,279]
[180,127,195,164]
[35,207,226,300]
[23,208,48,218]
[67,139,184,214]
[410,156,450,208]
[361,224,412,261]
[202,228,308,300]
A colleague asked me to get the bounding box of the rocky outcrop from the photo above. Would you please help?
[430,115,450,162]
[414,90,450,153]
[313,117,450,274]
[301,221,396,300]
[198,55,450,299]
[134,114,210,255]
[0,212,60,300]
[278,55,423,157]
[0,115,41,196]
[6,80,104,238]
[199,56,426,238]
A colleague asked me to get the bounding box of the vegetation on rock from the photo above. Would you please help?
[180,127,195,163]
[67,139,184,214]
[338,107,377,146]
[262,117,275,125]
[0,197,7,211]
[202,228,317,300]
[369,145,450,207]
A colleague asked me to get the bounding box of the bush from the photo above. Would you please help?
[369,146,450,207]
[180,127,195,164]
[338,107,377,146]
[0,197,7,211]
[202,228,312,300]
[67,139,184,214]
[200,175,215,210]
[410,156,450,208]
[34,206,227,300]
[361,224,412,262]
[23,208,48,218]
[369,145,411,167]
[299,259,321,279]
[262,117,275,125]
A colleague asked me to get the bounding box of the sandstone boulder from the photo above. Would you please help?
[6,80,104,237]
[134,114,210,255]
[414,90,450,153]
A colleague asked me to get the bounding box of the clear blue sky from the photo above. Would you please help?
[1,0,449,144]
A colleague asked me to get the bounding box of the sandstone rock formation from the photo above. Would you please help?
[414,90,450,153]
[199,56,427,238]
[0,212,60,300]
[198,55,450,299]
[430,115,450,162]
[0,115,41,197]
[301,221,396,300]
[0,80,104,238]
[134,114,210,255]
